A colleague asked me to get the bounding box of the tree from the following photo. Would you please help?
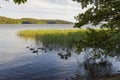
[4,0,27,4]
[73,0,120,29]
[13,0,27,4]
[72,1,120,78]
[73,0,120,62]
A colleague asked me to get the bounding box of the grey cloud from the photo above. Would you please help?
[0,0,83,22]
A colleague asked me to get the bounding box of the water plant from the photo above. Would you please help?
[18,29,88,48]
[18,28,120,79]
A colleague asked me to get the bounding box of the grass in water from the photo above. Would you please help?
[18,29,88,48]
[18,29,120,80]
[18,28,118,49]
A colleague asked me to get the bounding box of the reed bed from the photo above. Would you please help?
[18,28,113,48]
[18,29,88,48]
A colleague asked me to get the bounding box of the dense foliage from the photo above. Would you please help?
[73,0,120,28]
[76,28,120,57]
[72,0,120,55]
[13,0,27,4]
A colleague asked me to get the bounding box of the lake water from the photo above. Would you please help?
[0,24,120,80]
[0,24,82,80]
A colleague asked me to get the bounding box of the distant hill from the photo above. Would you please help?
[0,16,73,24]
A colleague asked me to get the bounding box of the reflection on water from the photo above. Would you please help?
[25,45,73,60]
[0,24,120,80]
[0,24,81,80]
[18,27,120,80]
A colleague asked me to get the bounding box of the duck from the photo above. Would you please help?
[58,52,65,59]
[26,46,29,48]
[58,52,62,56]
[32,49,38,53]
[29,48,34,51]
[60,55,64,59]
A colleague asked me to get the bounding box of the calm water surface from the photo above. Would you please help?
[1,24,120,80]
[0,24,82,80]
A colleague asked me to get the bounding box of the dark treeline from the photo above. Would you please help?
[0,16,72,24]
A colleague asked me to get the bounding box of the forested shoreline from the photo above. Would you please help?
[0,16,72,24]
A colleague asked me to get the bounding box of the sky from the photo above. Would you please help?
[0,0,87,22]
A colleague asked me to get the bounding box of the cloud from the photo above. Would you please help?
[0,0,85,22]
